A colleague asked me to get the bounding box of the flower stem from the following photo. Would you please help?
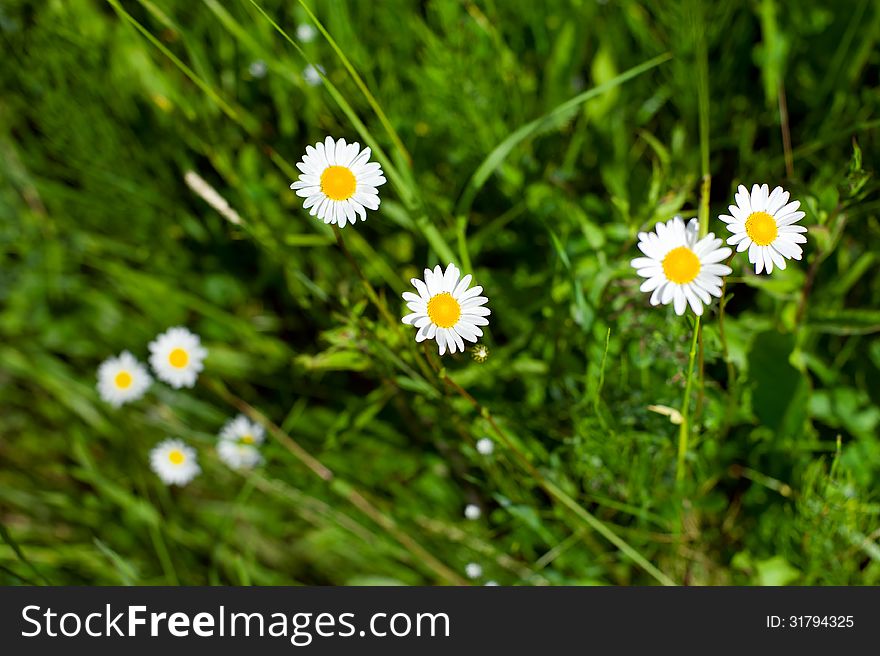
[676,316,701,485]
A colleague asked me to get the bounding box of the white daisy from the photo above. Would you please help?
[218,441,263,471]
[464,503,481,520]
[465,563,483,579]
[402,263,491,355]
[96,351,152,407]
[217,414,265,471]
[476,438,494,455]
[720,183,807,274]
[150,438,200,486]
[219,414,265,445]
[148,327,208,389]
[631,216,733,316]
[290,136,386,228]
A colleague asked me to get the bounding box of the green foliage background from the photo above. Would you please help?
[2,0,879,586]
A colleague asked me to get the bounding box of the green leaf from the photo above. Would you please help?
[748,331,809,437]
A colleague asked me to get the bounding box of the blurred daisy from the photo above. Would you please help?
[148,327,208,389]
[96,351,151,407]
[471,344,490,362]
[296,23,317,43]
[150,438,200,486]
[290,136,386,228]
[217,414,264,471]
[720,184,807,274]
[402,263,491,355]
[303,63,324,86]
[476,438,494,455]
[464,503,481,520]
[465,563,483,579]
[218,442,263,471]
[631,216,732,316]
[484,581,499,586]
[220,414,265,445]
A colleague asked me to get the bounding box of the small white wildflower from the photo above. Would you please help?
[720,183,807,274]
[303,63,325,86]
[148,327,208,389]
[464,503,481,520]
[290,136,386,227]
[220,414,265,445]
[484,581,499,586]
[217,414,265,471]
[296,23,317,43]
[150,438,200,486]
[465,563,483,579]
[248,59,267,78]
[631,216,732,316]
[96,351,151,407]
[218,442,263,471]
[476,438,494,455]
[402,264,491,356]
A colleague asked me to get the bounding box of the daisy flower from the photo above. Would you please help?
[720,184,807,274]
[148,327,208,389]
[476,438,494,455]
[631,216,732,316]
[150,438,200,486]
[219,414,265,446]
[218,442,263,471]
[464,503,481,520]
[217,414,265,471]
[465,563,483,579]
[402,263,491,355]
[290,136,386,228]
[96,351,152,407]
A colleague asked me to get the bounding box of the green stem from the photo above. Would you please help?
[676,316,701,485]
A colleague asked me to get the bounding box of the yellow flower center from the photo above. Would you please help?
[114,371,132,389]
[241,434,255,445]
[745,211,778,246]
[168,449,185,465]
[168,348,189,368]
[427,292,462,328]
[662,246,701,284]
[320,166,356,201]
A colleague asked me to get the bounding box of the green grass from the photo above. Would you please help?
[1,0,879,586]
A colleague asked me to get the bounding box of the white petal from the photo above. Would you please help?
[683,286,703,316]
[673,286,687,315]
[443,263,460,292]
[453,274,473,298]
[324,136,337,165]
[458,286,483,301]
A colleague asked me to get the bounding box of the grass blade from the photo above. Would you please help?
[455,52,672,216]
